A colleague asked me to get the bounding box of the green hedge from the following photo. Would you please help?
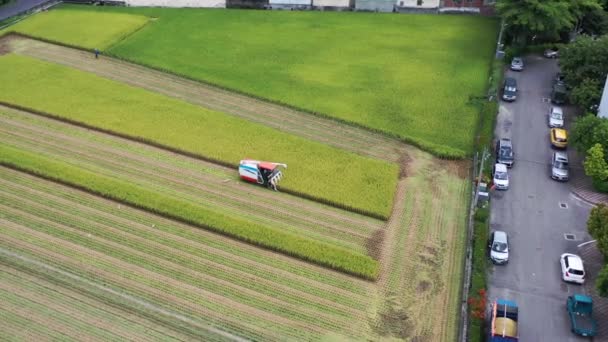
[0,144,380,280]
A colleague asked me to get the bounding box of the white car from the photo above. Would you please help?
[548,106,564,128]
[489,231,509,265]
[493,163,509,190]
[544,49,559,58]
[560,253,585,284]
[510,57,524,71]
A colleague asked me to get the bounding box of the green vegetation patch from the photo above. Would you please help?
[6,6,497,157]
[0,54,398,218]
[1,8,149,50]
[0,144,380,279]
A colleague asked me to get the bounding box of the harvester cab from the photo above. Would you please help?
[238,160,287,191]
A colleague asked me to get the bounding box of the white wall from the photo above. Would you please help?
[395,0,438,8]
[126,0,226,8]
[599,74,608,118]
[313,0,350,7]
[269,0,310,5]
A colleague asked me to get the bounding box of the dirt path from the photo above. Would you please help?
[0,106,382,253]
[3,34,407,164]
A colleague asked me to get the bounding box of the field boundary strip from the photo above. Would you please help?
[0,101,388,220]
[0,246,249,342]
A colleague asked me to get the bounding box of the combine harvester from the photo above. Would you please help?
[489,299,519,341]
[238,160,287,191]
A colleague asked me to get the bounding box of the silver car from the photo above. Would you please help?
[544,49,559,58]
[548,106,564,128]
[551,151,569,181]
[489,231,509,265]
[510,57,524,71]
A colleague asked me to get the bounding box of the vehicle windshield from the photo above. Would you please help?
[554,161,568,169]
[551,112,563,120]
[570,269,584,276]
[492,242,508,252]
[495,171,508,180]
[499,147,513,160]
[505,86,516,92]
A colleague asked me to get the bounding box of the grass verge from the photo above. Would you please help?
[0,53,398,218]
[6,5,498,157]
[0,144,379,280]
[0,8,149,50]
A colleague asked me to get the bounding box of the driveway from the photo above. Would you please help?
[0,0,52,22]
[489,55,596,341]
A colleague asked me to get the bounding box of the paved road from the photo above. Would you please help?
[489,55,596,341]
[0,0,52,22]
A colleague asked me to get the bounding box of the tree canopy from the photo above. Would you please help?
[497,0,603,43]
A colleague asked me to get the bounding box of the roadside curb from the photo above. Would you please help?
[570,179,608,206]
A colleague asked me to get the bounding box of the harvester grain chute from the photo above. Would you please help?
[238,160,287,191]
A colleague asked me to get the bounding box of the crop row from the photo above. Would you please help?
[0,189,360,322]
[0,53,398,218]
[0,263,198,341]
[0,169,373,339]
[0,167,371,297]
[0,144,379,279]
[0,109,380,253]
[0,166,374,303]
[0,207,351,332]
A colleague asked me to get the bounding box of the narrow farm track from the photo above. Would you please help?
[0,166,374,341]
[3,35,407,163]
[0,107,382,253]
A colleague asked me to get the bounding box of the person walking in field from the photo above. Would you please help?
[94,48,99,59]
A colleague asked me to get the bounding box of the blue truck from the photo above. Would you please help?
[490,299,518,341]
[567,294,597,337]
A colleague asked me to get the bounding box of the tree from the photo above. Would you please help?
[571,115,608,154]
[587,204,608,257]
[570,78,603,112]
[598,264,608,297]
[497,0,576,43]
[584,144,608,180]
[580,7,608,35]
[560,35,608,91]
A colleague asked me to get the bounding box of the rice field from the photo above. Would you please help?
[3,6,498,157]
[0,53,398,219]
[0,6,481,340]
[0,166,376,341]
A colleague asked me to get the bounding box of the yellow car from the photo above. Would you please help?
[550,128,568,149]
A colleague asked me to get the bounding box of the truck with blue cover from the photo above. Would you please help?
[489,299,518,341]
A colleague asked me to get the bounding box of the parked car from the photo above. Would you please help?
[555,72,566,86]
[493,163,509,190]
[567,294,597,337]
[502,77,517,102]
[544,49,559,58]
[489,231,509,265]
[560,253,585,284]
[550,128,568,149]
[548,106,564,128]
[496,138,514,168]
[551,83,568,105]
[510,57,524,71]
[551,151,569,181]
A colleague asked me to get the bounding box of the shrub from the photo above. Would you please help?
[597,264,608,297]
